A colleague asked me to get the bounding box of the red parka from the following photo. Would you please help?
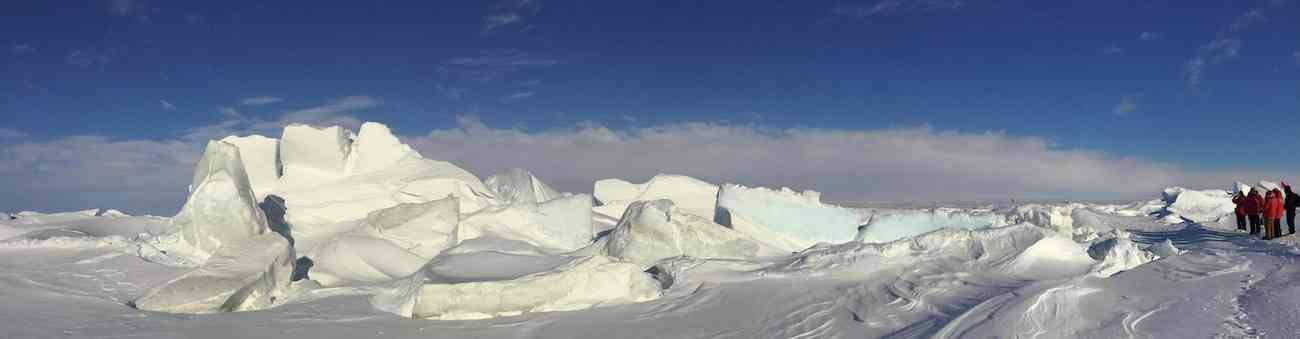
[1265,189,1286,219]
[1245,193,1264,214]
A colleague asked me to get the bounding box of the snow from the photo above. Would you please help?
[15,121,1300,338]
[485,168,563,205]
[600,199,763,269]
[593,174,719,220]
[456,194,594,252]
[856,208,1007,244]
[219,134,280,199]
[171,140,270,259]
[344,122,420,175]
[715,183,867,247]
[132,232,295,314]
[385,255,661,320]
[279,124,351,184]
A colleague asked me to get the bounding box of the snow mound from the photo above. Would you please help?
[484,168,562,205]
[172,140,270,259]
[1087,230,1159,277]
[345,122,420,175]
[456,194,594,252]
[774,224,1050,273]
[593,174,719,220]
[715,183,866,247]
[1005,236,1096,279]
[601,200,762,269]
[384,255,660,320]
[133,232,295,314]
[219,134,280,199]
[1162,187,1234,223]
[856,208,1006,244]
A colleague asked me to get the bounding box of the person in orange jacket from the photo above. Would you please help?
[1264,188,1286,240]
[1232,191,1247,231]
[1245,188,1264,235]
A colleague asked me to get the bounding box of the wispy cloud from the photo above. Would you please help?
[159,100,176,110]
[1113,95,1140,115]
[0,128,28,140]
[239,96,284,106]
[440,50,559,83]
[1102,46,1125,55]
[9,44,35,56]
[1182,10,1267,90]
[482,0,542,33]
[500,91,536,103]
[181,96,380,141]
[65,46,127,70]
[1138,32,1163,41]
[831,0,964,18]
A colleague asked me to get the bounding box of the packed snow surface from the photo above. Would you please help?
[9,121,1300,338]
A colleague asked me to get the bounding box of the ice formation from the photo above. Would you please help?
[172,141,270,258]
[218,135,280,199]
[344,122,420,175]
[484,168,562,205]
[278,124,351,184]
[1161,187,1234,223]
[308,197,460,286]
[714,183,866,247]
[601,200,762,269]
[381,255,661,320]
[457,194,594,252]
[855,208,1006,244]
[594,175,719,220]
[1087,230,1159,277]
[132,232,295,313]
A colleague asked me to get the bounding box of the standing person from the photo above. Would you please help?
[1233,191,1248,231]
[1246,188,1264,236]
[1284,182,1299,236]
[1264,188,1285,240]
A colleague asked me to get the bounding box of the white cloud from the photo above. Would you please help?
[404,118,1280,203]
[1113,95,1139,115]
[5,117,1295,216]
[276,96,378,127]
[159,100,176,110]
[1102,46,1125,55]
[239,96,284,106]
[180,96,379,141]
[1185,39,1241,89]
[482,0,541,33]
[0,128,28,139]
[1138,32,1163,41]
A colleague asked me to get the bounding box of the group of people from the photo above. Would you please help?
[1233,182,1300,240]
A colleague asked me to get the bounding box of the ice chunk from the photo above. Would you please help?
[276,157,496,227]
[384,255,659,319]
[173,141,269,257]
[1162,187,1234,223]
[219,135,280,199]
[485,168,562,205]
[363,196,459,259]
[856,208,1006,244]
[279,124,351,184]
[1087,230,1158,277]
[132,232,295,314]
[593,175,719,220]
[602,200,761,269]
[715,183,866,246]
[309,234,431,286]
[345,122,420,175]
[1004,203,1081,235]
[456,194,594,252]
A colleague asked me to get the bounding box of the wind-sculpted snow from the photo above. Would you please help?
[485,168,562,205]
[601,199,763,269]
[715,183,867,247]
[308,197,458,286]
[172,141,270,259]
[378,255,661,320]
[279,124,352,184]
[132,232,295,314]
[1162,187,1235,223]
[345,122,420,175]
[457,194,594,252]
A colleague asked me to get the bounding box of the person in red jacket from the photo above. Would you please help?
[1232,191,1247,231]
[1265,188,1286,240]
[1245,188,1264,236]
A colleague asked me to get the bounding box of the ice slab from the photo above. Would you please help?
[219,135,280,199]
[715,183,866,247]
[485,168,562,205]
[593,174,719,220]
[132,232,295,314]
[456,194,594,252]
[173,141,269,257]
[602,200,761,269]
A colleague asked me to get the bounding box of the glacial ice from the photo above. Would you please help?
[457,194,594,252]
[132,232,295,314]
[856,208,1007,244]
[715,183,866,247]
[218,134,280,199]
[593,175,719,220]
[601,200,761,269]
[172,141,269,258]
[279,124,351,184]
[485,168,562,205]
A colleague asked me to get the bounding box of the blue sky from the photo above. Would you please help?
[1,0,1298,214]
